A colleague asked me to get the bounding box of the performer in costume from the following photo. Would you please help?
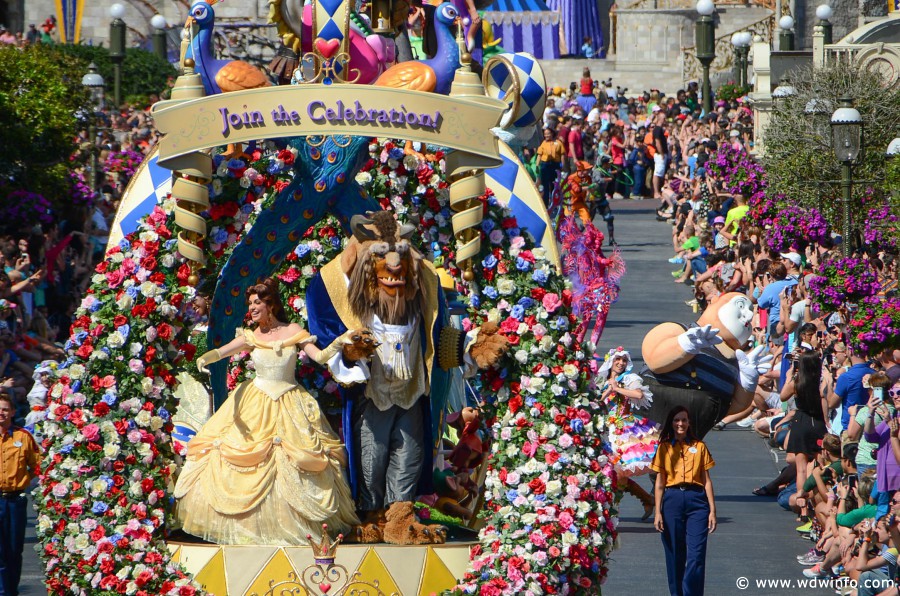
[640,292,773,437]
[599,347,658,520]
[173,278,369,545]
[306,211,507,544]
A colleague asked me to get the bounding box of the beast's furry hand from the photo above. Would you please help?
[470,321,509,369]
[342,329,379,362]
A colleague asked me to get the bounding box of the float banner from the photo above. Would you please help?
[152,85,507,165]
[54,0,84,43]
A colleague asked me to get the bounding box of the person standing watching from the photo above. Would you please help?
[0,393,40,596]
[652,405,717,596]
[536,128,566,207]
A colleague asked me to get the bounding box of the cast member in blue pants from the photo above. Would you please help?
[652,406,717,596]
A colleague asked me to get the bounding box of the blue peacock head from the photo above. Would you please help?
[187,0,217,29]
[432,2,461,28]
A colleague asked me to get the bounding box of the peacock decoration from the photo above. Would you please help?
[185,0,271,95]
[375,1,462,95]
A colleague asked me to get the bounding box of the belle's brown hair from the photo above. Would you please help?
[245,278,288,324]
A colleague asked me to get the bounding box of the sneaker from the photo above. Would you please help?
[797,548,817,561]
[713,421,727,431]
[671,270,684,278]
[803,564,829,579]
[797,551,824,566]
[668,257,685,264]
[796,521,812,534]
[736,416,756,428]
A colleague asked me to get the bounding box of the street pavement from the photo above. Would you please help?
[600,200,831,595]
[17,200,833,595]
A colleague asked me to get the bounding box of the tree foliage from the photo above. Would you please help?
[762,64,900,244]
[0,45,91,201]
[53,44,177,104]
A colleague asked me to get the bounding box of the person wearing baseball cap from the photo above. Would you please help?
[780,252,802,278]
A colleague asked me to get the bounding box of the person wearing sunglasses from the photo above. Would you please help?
[862,374,900,518]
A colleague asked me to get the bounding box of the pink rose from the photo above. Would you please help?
[559,512,574,528]
[522,441,538,457]
[542,293,562,313]
[82,423,100,442]
[105,269,125,288]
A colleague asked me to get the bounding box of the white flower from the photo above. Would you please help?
[546,479,563,497]
[539,336,554,352]
[134,410,151,427]
[140,281,161,298]
[497,279,516,295]
[514,350,528,364]
[117,293,134,310]
[355,171,372,184]
[67,364,86,380]
[107,331,125,349]
[563,363,579,379]
[103,443,120,458]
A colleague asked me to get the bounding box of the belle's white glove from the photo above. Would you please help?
[676,324,723,355]
[736,345,774,392]
[312,330,357,365]
[196,349,222,375]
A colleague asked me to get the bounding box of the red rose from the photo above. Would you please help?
[529,478,546,494]
[141,256,157,271]
[508,395,523,414]
[157,323,172,340]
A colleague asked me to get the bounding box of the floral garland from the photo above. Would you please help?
[764,204,830,253]
[37,205,200,595]
[808,255,881,311]
[104,149,146,181]
[0,188,54,229]
[848,296,900,355]
[38,137,618,595]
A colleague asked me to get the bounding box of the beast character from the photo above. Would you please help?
[640,292,773,437]
[306,211,507,544]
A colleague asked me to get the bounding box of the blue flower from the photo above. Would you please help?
[89,301,103,313]
[212,228,229,244]
[71,380,82,392]
[532,269,548,284]
[118,239,131,251]
[533,494,546,502]
[411,195,422,206]
[516,257,532,272]
[331,236,341,249]
[91,502,109,514]
[164,239,177,251]
[483,286,498,299]
[505,489,519,502]
[73,331,88,344]
[551,316,569,331]
[267,161,283,175]
[511,305,525,320]
[294,244,311,258]
[470,295,481,308]
[389,147,405,160]
[110,533,124,545]
[517,297,535,309]
[157,407,170,421]
[102,392,117,406]
[241,202,254,214]
[571,418,584,433]
[60,444,73,453]
[481,255,498,270]
[226,158,245,170]
[488,196,499,206]
[117,324,130,339]
[126,285,140,299]
[507,227,521,237]
[481,219,495,233]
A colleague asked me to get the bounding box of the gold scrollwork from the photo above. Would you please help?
[294,52,361,85]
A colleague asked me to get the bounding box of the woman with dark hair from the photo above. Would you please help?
[651,406,717,596]
[781,351,827,516]
[173,277,372,545]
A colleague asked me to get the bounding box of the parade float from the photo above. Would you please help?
[35,0,623,594]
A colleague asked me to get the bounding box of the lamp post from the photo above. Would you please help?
[151,14,168,63]
[695,0,716,115]
[830,96,863,256]
[81,63,105,200]
[804,97,831,145]
[109,3,127,108]
[730,31,751,88]
[816,4,833,44]
[779,15,795,51]
[771,76,795,108]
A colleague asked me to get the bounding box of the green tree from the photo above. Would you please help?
[0,45,90,202]
[762,64,900,240]
[54,44,176,105]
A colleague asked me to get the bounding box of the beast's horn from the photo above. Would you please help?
[399,223,416,240]
[350,214,377,242]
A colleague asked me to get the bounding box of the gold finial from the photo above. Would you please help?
[183,57,195,70]
[307,524,343,564]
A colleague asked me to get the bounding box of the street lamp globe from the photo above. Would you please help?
[830,97,863,162]
[696,0,715,16]
[779,16,795,30]
[740,31,753,46]
[816,4,833,20]
[772,78,796,98]
[151,14,167,30]
[110,3,126,19]
[81,62,105,109]
[887,138,900,157]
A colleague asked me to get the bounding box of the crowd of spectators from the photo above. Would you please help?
[3,95,162,429]
[533,75,900,595]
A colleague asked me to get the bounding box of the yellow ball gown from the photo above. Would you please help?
[174,328,359,545]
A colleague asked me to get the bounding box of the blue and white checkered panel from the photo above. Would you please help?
[108,148,172,249]
[486,53,547,129]
[486,141,560,267]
